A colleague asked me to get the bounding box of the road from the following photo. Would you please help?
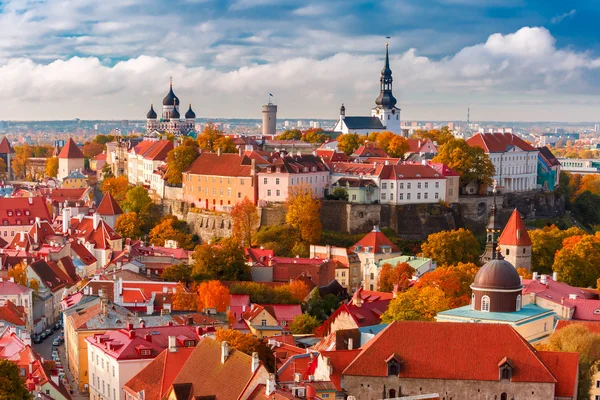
[32,327,61,360]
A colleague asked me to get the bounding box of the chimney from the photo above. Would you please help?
[221,341,229,363]
[28,197,33,205]
[266,374,276,396]
[217,147,222,156]
[552,272,558,281]
[516,229,521,240]
[144,333,151,342]
[294,372,302,383]
[168,336,177,352]
[19,231,25,241]
[532,272,538,280]
[251,352,260,373]
[392,283,399,299]
[127,323,133,331]
[93,213,101,230]
[347,338,353,350]
[239,147,243,156]
[540,274,547,284]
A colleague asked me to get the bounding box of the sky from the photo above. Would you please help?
[0,0,599,122]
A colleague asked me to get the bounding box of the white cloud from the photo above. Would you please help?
[0,26,599,121]
[551,9,576,24]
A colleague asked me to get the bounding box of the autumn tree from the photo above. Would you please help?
[196,122,236,153]
[289,313,320,334]
[8,263,28,286]
[411,126,454,146]
[337,133,361,155]
[0,158,6,180]
[215,329,274,371]
[421,228,480,267]
[29,278,39,294]
[162,263,192,283]
[115,212,143,239]
[45,157,58,178]
[164,143,198,185]
[123,186,152,214]
[0,359,32,400]
[102,176,130,204]
[101,163,114,180]
[82,141,104,158]
[230,197,259,246]
[172,282,197,311]
[214,135,237,153]
[287,280,310,302]
[286,185,322,243]
[229,281,304,305]
[196,280,230,312]
[529,225,584,274]
[191,238,249,281]
[276,129,302,141]
[414,262,479,308]
[387,135,410,158]
[516,267,532,280]
[253,225,300,257]
[553,232,600,287]
[378,262,414,292]
[302,128,327,144]
[382,286,451,322]
[432,139,495,189]
[149,215,195,250]
[11,145,30,179]
[576,174,600,196]
[93,134,115,146]
[543,323,600,399]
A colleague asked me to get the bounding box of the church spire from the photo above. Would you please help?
[481,180,503,264]
[375,43,397,109]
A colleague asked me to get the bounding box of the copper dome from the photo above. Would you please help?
[472,259,522,291]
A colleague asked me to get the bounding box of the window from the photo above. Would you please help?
[481,295,490,312]
[261,319,267,326]
[523,248,526,254]
[435,182,439,188]
[370,273,374,280]
[141,349,151,356]
[390,183,394,189]
[267,190,272,196]
[238,192,241,198]
[435,193,439,199]
[263,178,267,184]
[501,393,508,400]
[113,366,115,377]
[424,182,428,189]
[544,322,548,331]
[399,193,403,200]
[382,183,387,189]
[417,182,421,189]
[381,193,386,200]
[407,183,411,189]
[389,389,396,398]
[92,373,95,388]
[240,178,244,185]
[352,194,356,201]
[516,295,522,311]
[390,193,394,200]
[417,193,421,200]
[276,178,280,185]
[227,188,231,197]
[212,188,216,195]
[108,385,110,398]
[424,193,428,199]
[399,183,404,189]
[407,193,411,200]
[276,190,280,196]
[596,381,600,388]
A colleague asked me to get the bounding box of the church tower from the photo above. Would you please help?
[498,209,532,271]
[371,43,401,134]
[480,181,503,265]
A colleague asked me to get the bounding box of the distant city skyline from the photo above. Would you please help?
[0,1,599,122]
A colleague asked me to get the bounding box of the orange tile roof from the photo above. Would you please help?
[58,138,84,159]
[466,132,537,153]
[555,319,600,334]
[498,209,532,246]
[0,137,14,154]
[343,321,557,383]
[321,350,360,390]
[352,143,388,158]
[0,300,27,326]
[184,152,255,177]
[97,192,123,216]
[0,197,51,226]
[537,351,579,398]
[351,227,399,254]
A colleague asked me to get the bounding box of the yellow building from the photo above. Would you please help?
[242,305,283,338]
[62,169,89,189]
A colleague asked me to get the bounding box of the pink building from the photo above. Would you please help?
[257,152,330,204]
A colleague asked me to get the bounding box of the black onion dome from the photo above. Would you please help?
[472,259,522,291]
[185,104,196,119]
[170,103,180,119]
[162,82,177,106]
[146,104,157,119]
[340,103,346,114]
[375,44,397,109]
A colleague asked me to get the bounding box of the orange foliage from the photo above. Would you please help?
[516,267,532,280]
[287,280,310,302]
[562,235,583,250]
[414,262,478,308]
[172,283,197,311]
[197,280,230,312]
[378,262,414,292]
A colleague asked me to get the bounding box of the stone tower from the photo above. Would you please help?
[498,209,532,271]
[262,102,277,136]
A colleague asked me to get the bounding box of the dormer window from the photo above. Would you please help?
[140,349,151,356]
[7,211,12,217]
[498,358,513,381]
[385,353,402,376]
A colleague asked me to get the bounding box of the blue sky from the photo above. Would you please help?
[0,0,599,121]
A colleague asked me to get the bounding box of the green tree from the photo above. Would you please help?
[93,134,115,146]
[123,186,152,214]
[330,187,348,201]
[165,144,198,185]
[529,225,584,274]
[0,359,32,400]
[253,225,300,257]
[304,288,341,320]
[101,162,114,180]
[337,133,362,155]
[411,126,454,146]
[191,238,249,281]
[572,191,600,227]
[421,228,480,267]
[289,313,321,334]
[162,263,192,283]
[382,286,451,322]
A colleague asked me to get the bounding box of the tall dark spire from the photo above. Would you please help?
[481,180,503,264]
[374,43,397,109]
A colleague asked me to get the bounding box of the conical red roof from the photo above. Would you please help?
[0,137,14,154]
[498,209,532,246]
[58,138,84,159]
[352,226,399,254]
[97,192,123,216]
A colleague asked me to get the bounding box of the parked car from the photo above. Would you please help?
[45,329,53,337]
[40,332,48,340]
[52,351,59,359]
[33,336,41,344]
[52,338,61,346]
[53,322,61,331]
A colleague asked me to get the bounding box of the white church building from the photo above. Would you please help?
[333,44,401,136]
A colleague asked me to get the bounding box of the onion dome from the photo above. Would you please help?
[472,257,522,291]
[185,104,196,119]
[146,104,157,119]
[340,103,345,116]
[170,101,180,119]
[374,43,397,109]
[162,77,178,106]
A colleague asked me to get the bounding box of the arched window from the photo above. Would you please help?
[516,295,522,311]
[388,362,399,376]
[500,393,508,400]
[481,295,490,312]
[389,389,396,398]
[471,293,475,309]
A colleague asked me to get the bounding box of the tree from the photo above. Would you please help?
[421,228,480,267]
[572,191,600,227]
[543,324,600,400]
[115,212,143,239]
[214,136,237,153]
[82,141,104,159]
[414,262,479,308]
[289,313,320,334]
[287,280,310,302]
[196,280,230,312]
[276,129,302,141]
[102,176,130,204]
[0,158,6,180]
[191,238,249,281]
[516,267,532,279]
[304,288,341,320]
[378,262,414,292]
[374,131,395,153]
[164,144,198,185]
[577,175,600,196]
[0,359,32,400]
[337,133,361,155]
[411,127,454,146]
[29,278,39,294]
[387,135,410,158]
[553,233,600,287]
[101,162,114,180]
[162,263,192,283]
[149,216,195,250]
[11,145,30,180]
[215,329,274,371]
[230,197,259,247]
[197,122,224,152]
[8,263,28,286]
[93,134,115,146]
[253,225,300,257]
[382,286,451,322]
[229,281,304,305]
[432,139,495,189]
[172,282,197,311]
[123,186,152,214]
[45,157,58,178]
[286,185,322,243]
[529,225,584,274]
[302,128,327,144]
[330,187,348,201]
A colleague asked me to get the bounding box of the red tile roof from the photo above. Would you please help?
[143,140,174,161]
[563,298,600,321]
[378,163,444,180]
[555,319,600,334]
[184,152,256,177]
[428,162,460,177]
[498,209,532,246]
[261,153,329,175]
[0,300,27,326]
[0,197,51,227]
[319,291,391,336]
[316,149,348,162]
[352,143,388,158]
[40,187,88,203]
[537,351,579,398]
[97,192,123,216]
[58,138,84,159]
[93,153,107,161]
[0,137,15,154]
[29,259,69,292]
[245,247,275,265]
[0,280,32,295]
[406,138,437,154]
[343,321,557,383]
[321,350,361,390]
[522,277,597,318]
[352,227,399,255]
[466,132,537,153]
[69,216,122,249]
